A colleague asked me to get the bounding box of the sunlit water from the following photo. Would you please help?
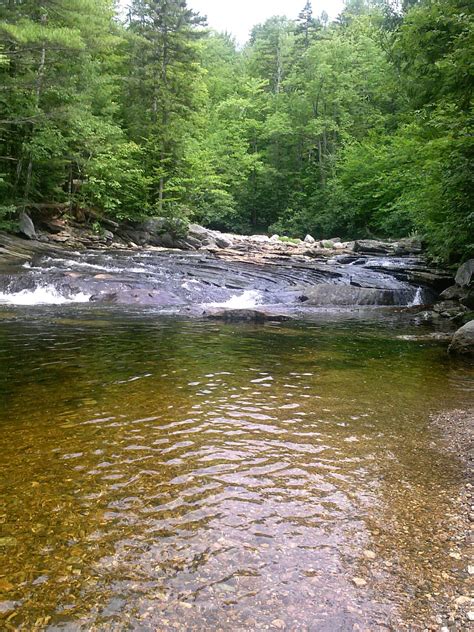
[0,307,472,630]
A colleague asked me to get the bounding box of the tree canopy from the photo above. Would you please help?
[0,0,472,262]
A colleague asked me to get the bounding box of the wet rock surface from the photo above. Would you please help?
[0,229,452,315]
[424,259,474,334]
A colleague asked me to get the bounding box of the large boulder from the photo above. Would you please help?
[18,212,36,240]
[187,224,216,247]
[118,217,191,249]
[448,320,474,356]
[297,285,412,306]
[455,260,474,288]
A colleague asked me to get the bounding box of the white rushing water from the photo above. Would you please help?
[409,287,424,307]
[209,289,264,309]
[0,285,91,306]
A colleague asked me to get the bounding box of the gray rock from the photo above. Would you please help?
[433,300,465,315]
[90,288,182,306]
[188,224,216,247]
[214,234,233,249]
[448,320,474,356]
[298,285,412,306]
[455,260,474,288]
[354,239,394,255]
[395,237,423,255]
[151,231,175,248]
[440,285,466,301]
[270,234,280,243]
[18,212,36,240]
[304,234,316,244]
[320,240,334,249]
[407,269,453,292]
[119,217,190,249]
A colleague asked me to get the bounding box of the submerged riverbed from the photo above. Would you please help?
[0,307,472,630]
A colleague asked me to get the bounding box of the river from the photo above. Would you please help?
[0,248,472,630]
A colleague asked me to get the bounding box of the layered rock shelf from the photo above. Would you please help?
[1,220,473,354]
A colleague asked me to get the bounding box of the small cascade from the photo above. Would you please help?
[209,289,264,309]
[409,287,424,307]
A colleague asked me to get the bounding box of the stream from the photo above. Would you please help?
[0,249,472,630]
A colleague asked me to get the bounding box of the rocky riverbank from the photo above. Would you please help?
[1,217,473,354]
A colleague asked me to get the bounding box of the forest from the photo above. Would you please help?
[0,0,472,263]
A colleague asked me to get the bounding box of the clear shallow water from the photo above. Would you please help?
[0,308,472,630]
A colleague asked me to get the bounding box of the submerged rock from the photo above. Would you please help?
[204,308,292,323]
[448,320,474,356]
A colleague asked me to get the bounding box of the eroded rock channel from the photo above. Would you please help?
[0,229,452,315]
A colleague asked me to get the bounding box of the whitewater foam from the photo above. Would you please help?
[0,285,91,306]
[209,290,264,309]
[409,287,424,307]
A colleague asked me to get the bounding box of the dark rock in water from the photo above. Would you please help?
[448,320,474,356]
[455,260,474,288]
[90,292,118,303]
[90,288,182,306]
[204,308,292,323]
[406,269,453,292]
[297,285,412,306]
[18,212,36,240]
[333,255,360,265]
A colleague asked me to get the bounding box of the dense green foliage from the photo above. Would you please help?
[0,0,472,261]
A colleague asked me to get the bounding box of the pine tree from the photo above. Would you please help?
[295,1,320,50]
[124,0,206,213]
